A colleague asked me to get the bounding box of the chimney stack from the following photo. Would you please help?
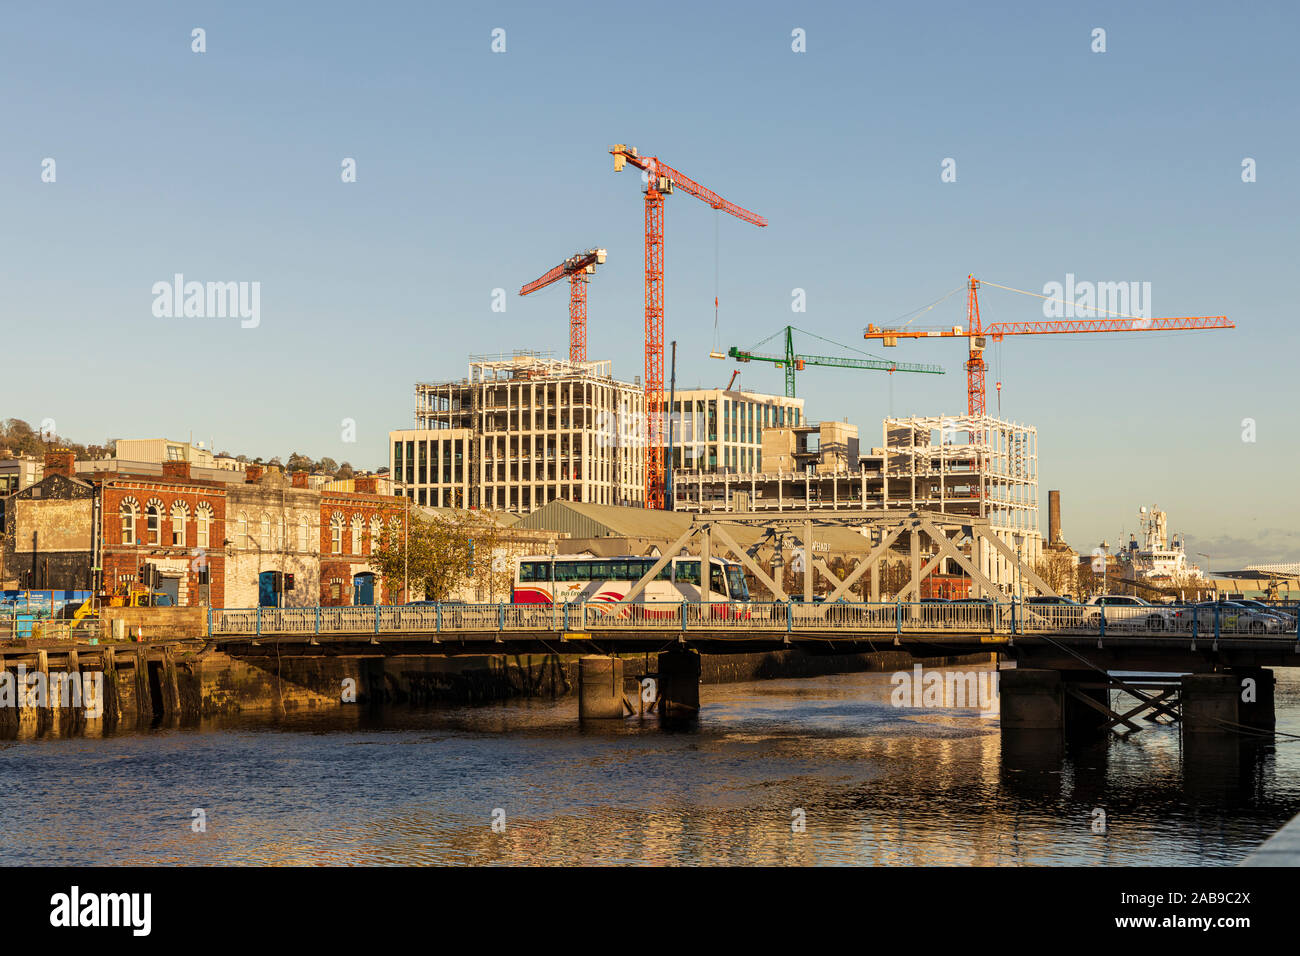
[162,460,192,481]
[244,464,264,483]
[43,449,75,479]
[291,471,309,488]
[354,476,378,494]
[1048,489,1063,546]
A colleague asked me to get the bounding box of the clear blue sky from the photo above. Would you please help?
[2,1,1296,566]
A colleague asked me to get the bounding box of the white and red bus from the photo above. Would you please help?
[513,554,750,606]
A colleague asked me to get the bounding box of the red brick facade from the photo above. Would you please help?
[97,476,228,608]
[318,490,407,605]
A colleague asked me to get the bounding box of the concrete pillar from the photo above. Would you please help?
[1237,668,1276,730]
[657,649,701,720]
[578,656,625,720]
[997,668,1062,731]
[1181,673,1239,735]
[909,527,921,618]
[1181,669,1274,734]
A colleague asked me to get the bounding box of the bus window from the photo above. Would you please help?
[520,560,549,582]
[610,560,629,580]
[674,560,701,585]
[710,564,726,596]
[573,561,593,581]
[726,567,749,601]
[655,560,673,581]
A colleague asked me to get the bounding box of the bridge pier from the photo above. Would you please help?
[998,668,1111,738]
[578,656,626,720]
[657,649,701,720]
[1181,669,1274,735]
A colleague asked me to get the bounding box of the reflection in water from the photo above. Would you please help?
[1,664,1297,865]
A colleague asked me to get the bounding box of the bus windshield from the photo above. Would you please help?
[726,567,749,601]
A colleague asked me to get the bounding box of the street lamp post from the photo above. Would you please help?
[1012,533,1025,607]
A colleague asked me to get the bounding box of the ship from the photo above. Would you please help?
[1121,505,1205,584]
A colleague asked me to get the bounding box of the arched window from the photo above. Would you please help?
[351,515,363,555]
[298,515,310,553]
[260,513,271,550]
[145,498,165,546]
[270,515,282,552]
[237,512,249,547]
[195,502,213,549]
[330,513,344,555]
[171,501,189,547]
[119,497,139,545]
[370,516,382,554]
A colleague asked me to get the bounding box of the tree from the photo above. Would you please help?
[335,461,354,480]
[371,509,503,603]
[316,457,338,475]
[1034,551,1078,596]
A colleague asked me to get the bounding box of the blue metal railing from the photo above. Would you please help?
[206,600,1300,640]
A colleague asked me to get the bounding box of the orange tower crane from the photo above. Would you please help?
[518,248,608,363]
[610,144,767,509]
[864,275,1235,416]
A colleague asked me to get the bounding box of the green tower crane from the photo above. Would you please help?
[724,325,944,397]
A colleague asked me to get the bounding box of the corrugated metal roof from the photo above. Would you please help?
[515,500,694,539]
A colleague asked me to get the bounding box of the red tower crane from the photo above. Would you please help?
[864,275,1235,416]
[610,144,767,509]
[518,248,608,363]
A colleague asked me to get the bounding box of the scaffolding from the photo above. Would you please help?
[398,356,644,512]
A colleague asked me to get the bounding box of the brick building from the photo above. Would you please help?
[96,459,229,607]
[319,476,408,605]
[2,452,409,608]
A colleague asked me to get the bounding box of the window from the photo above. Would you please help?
[119,498,138,545]
[195,502,212,548]
[674,560,701,585]
[351,515,363,555]
[146,499,164,545]
[370,516,382,553]
[330,513,344,554]
[298,515,310,552]
[238,512,249,546]
[260,513,270,550]
[521,561,551,583]
[171,502,188,546]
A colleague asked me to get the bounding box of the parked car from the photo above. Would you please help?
[1023,595,1083,627]
[1173,601,1283,634]
[1233,600,1297,628]
[1082,595,1176,630]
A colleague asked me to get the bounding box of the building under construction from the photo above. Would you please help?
[672,413,1041,586]
[391,353,646,511]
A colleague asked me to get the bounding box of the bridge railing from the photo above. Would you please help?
[206,601,1300,640]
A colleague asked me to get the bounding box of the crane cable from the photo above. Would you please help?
[979,278,1158,322]
[711,209,721,353]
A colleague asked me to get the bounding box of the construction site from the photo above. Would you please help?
[387,144,1236,602]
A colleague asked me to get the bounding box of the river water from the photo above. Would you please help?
[2,663,1297,866]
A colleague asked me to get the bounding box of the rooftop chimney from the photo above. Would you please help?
[244,464,264,483]
[291,471,309,488]
[43,450,75,479]
[162,460,192,481]
[354,476,378,494]
[1048,489,1063,546]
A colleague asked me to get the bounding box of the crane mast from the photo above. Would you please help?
[611,144,766,509]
